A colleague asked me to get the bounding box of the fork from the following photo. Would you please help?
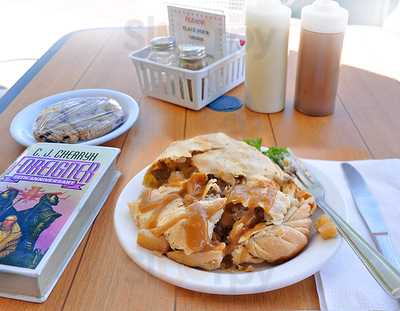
[290,158,400,299]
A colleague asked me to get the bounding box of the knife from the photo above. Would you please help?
[342,163,400,270]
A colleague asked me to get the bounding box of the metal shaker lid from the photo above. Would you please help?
[150,36,176,50]
[178,44,207,60]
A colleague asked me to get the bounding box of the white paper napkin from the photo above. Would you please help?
[306,159,400,311]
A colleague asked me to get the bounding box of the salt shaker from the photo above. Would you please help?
[147,36,178,66]
[178,44,208,70]
[178,44,208,101]
[294,0,348,116]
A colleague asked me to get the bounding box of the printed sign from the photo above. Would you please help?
[168,5,226,58]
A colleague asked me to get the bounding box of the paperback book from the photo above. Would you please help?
[0,143,120,302]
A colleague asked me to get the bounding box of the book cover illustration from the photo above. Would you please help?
[0,144,106,269]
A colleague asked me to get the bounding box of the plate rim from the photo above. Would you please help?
[114,162,347,295]
[9,88,140,146]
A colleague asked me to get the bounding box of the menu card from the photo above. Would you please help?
[168,5,226,59]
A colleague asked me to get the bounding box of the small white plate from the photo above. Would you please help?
[10,89,140,146]
[114,163,347,295]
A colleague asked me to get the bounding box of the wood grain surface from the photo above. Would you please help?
[0,24,398,310]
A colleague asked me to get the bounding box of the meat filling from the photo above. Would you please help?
[145,158,197,188]
[212,204,264,245]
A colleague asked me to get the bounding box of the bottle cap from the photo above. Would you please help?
[246,0,291,18]
[301,0,349,34]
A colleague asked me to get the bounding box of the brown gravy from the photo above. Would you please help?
[138,175,279,255]
[185,203,208,252]
[181,172,208,198]
[228,181,277,209]
[139,191,180,213]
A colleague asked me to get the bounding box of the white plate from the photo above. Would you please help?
[114,163,347,295]
[10,89,140,146]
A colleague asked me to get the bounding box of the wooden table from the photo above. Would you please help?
[0,25,399,310]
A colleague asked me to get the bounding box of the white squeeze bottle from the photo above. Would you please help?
[245,0,291,113]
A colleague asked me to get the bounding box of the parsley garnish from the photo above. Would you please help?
[244,138,289,165]
[264,147,289,165]
[243,138,262,151]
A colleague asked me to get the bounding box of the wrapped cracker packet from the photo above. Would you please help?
[33,97,125,143]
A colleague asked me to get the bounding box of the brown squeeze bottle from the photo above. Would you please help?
[294,0,348,116]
